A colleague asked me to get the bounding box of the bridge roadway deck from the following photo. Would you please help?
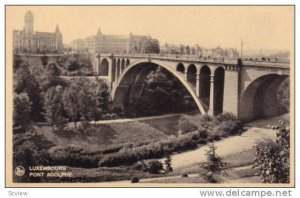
[101,53,290,69]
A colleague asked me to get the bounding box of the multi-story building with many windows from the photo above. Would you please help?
[13,11,63,54]
[70,29,159,54]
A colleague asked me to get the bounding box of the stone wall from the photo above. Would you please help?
[223,70,239,115]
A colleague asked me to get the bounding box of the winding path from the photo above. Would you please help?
[107,126,277,184]
[163,127,276,170]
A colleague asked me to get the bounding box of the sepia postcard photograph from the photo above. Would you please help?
[5,5,295,187]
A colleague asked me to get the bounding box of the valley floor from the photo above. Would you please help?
[108,113,289,184]
[33,113,289,184]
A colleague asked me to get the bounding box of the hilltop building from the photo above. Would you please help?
[70,29,159,54]
[13,11,63,54]
[160,43,239,58]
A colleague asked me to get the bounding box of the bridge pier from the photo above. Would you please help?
[108,58,113,83]
[114,63,118,84]
[120,64,123,75]
[208,75,215,115]
[184,71,188,81]
[196,72,200,97]
[95,53,100,75]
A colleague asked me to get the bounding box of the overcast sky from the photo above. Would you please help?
[7,6,294,52]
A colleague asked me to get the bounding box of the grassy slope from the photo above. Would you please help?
[140,115,181,135]
[35,114,182,152]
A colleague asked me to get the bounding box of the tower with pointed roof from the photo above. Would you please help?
[13,11,64,54]
[23,11,34,52]
[24,10,34,34]
[55,25,63,51]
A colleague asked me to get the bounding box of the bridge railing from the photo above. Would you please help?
[99,53,239,64]
[15,53,65,57]
[97,53,290,68]
[242,60,290,68]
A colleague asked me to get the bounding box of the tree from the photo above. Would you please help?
[164,155,173,173]
[97,81,111,113]
[41,54,48,67]
[63,79,83,130]
[128,66,188,117]
[146,160,164,174]
[185,46,190,55]
[86,81,106,124]
[200,144,230,183]
[140,67,174,115]
[277,78,290,114]
[180,45,184,54]
[46,63,60,76]
[13,129,54,182]
[253,120,290,183]
[62,77,96,129]
[140,38,160,54]
[144,67,186,114]
[13,92,32,132]
[13,55,25,71]
[40,74,68,92]
[68,61,80,71]
[43,86,65,132]
[14,65,44,121]
[191,47,195,55]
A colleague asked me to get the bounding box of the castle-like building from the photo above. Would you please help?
[70,29,159,54]
[13,11,63,54]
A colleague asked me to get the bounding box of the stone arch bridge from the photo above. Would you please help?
[93,54,290,122]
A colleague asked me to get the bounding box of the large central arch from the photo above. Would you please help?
[111,60,206,115]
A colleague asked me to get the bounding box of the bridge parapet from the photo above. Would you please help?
[242,60,290,69]
[99,53,289,70]
[105,53,238,65]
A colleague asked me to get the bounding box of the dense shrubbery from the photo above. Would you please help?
[13,92,32,132]
[254,120,290,183]
[277,78,290,114]
[48,145,100,168]
[97,113,242,167]
[14,63,44,121]
[199,114,213,129]
[132,160,164,174]
[59,54,95,76]
[146,160,164,174]
[13,129,54,182]
[213,120,241,137]
[46,63,61,76]
[199,129,209,139]
[98,130,209,167]
[198,113,242,141]
[13,129,54,168]
[131,176,139,183]
[164,155,173,173]
[101,113,121,120]
[178,118,198,134]
[199,113,242,137]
